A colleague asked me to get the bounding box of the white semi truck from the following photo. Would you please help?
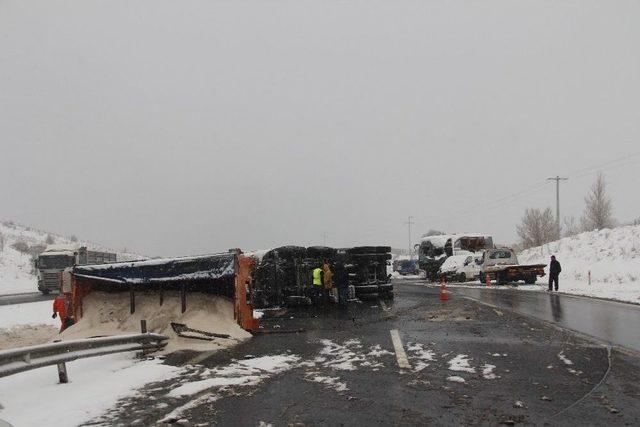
[36,245,117,294]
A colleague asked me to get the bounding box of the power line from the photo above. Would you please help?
[568,150,640,179]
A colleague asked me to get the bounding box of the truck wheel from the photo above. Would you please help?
[479,273,485,284]
[41,289,50,295]
[524,275,536,285]
[457,273,466,283]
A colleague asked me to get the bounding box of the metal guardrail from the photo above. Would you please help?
[0,332,168,382]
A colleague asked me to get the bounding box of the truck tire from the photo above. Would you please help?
[457,273,466,283]
[41,289,50,295]
[524,275,536,285]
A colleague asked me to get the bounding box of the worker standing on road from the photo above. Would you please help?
[548,255,562,292]
[312,265,324,304]
[322,259,334,303]
[334,263,350,306]
[52,294,73,332]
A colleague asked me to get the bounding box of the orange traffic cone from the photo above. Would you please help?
[440,277,449,301]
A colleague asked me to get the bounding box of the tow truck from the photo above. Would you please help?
[478,248,546,285]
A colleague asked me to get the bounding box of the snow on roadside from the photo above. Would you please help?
[168,354,299,398]
[158,354,300,422]
[0,220,144,296]
[447,376,466,383]
[0,300,59,329]
[0,300,61,350]
[0,353,183,427]
[518,225,640,304]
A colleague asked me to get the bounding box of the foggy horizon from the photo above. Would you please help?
[1,0,639,257]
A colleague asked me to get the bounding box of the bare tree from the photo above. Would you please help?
[45,234,56,245]
[581,173,615,231]
[562,215,580,237]
[0,231,4,252]
[517,207,556,249]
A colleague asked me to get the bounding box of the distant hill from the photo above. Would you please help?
[0,220,143,295]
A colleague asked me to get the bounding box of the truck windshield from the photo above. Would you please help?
[38,255,74,269]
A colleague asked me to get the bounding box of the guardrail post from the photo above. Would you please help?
[181,284,186,313]
[57,362,68,383]
[140,319,147,333]
[130,284,135,314]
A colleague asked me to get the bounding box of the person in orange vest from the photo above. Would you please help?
[52,294,73,332]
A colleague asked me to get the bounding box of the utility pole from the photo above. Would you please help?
[403,216,415,255]
[547,176,568,239]
[322,232,328,246]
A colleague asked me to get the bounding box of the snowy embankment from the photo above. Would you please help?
[0,298,183,427]
[518,225,640,304]
[0,220,141,295]
[0,291,251,426]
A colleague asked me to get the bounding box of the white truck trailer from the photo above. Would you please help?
[36,245,117,294]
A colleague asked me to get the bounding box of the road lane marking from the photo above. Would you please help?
[390,329,411,370]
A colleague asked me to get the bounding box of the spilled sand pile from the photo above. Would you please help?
[62,291,252,354]
[0,325,59,351]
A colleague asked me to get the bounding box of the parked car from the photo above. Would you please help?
[397,259,419,276]
[438,254,481,282]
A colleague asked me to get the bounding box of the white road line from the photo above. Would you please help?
[390,329,411,370]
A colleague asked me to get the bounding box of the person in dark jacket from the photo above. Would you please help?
[548,255,562,291]
[334,263,350,306]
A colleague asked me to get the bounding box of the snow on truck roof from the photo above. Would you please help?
[44,245,80,253]
[419,233,491,247]
[73,252,237,285]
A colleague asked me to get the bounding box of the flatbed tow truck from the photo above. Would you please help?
[478,248,546,285]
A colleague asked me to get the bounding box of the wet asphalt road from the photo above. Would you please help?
[93,280,640,426]
[450,286,640,353]
[0,292,54,306]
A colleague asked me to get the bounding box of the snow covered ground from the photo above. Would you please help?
[0,220,142,295]
[0,297,186,427]
[0,300,60,350]
[0,353,183,427]
[518,225,640,304]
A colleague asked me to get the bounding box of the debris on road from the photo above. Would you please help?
[170,322,233,341]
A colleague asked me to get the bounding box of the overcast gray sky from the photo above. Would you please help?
[1,0,639,257]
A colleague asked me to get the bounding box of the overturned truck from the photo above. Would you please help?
[252,245,392,308]
[70,251,259,332]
